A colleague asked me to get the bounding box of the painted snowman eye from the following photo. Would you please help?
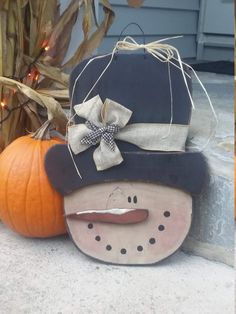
[128,196,132,203]
[133,196,137,204]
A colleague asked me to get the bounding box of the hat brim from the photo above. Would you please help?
[45,144,208,196]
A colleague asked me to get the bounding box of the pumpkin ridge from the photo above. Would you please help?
[23,139,37,236]
[38,141,46,236]
[4,150,19,231]
[4,139,33,234]
[1,143,16,228]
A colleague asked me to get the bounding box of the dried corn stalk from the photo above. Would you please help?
[0,0,115,148]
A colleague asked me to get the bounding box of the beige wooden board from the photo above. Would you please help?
[65,182,192,265]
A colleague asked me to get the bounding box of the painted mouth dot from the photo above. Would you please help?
[95,236,101,241]
[88,223,93,229]
[120,248,127,255]
[149,238,156,244]
[137,246,143,252]
[106,245,112,251]
[158,225,165,231]
[164,211,170,217]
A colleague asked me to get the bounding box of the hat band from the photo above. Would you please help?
[116,123,188,152]
[68,95,189,173]
[68,122,188,172]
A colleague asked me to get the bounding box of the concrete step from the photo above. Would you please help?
[183,72,234,266]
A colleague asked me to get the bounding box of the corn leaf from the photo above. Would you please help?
[14,0,24,77]
[63,0,114,69]
[83,0,93,39]
[0,76,68,134]
[20,0,29,8]
[0,0,9,10]
[24,55,69,86]
[29,0,57,57]
[45,0,81,66]
[5,1,16,77]
[28,0,41,56]
[37,88,69,99]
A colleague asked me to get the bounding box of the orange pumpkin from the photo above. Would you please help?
[0,123,66,237]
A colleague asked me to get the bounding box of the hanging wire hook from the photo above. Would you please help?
[118,22,146,44]
[117,23,146,57]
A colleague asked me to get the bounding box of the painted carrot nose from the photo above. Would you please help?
[67,208,149,224]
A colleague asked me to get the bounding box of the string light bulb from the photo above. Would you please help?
[1,101,5,108]
[44,45,50,51]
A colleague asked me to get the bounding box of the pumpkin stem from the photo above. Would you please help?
[31,120,52,140]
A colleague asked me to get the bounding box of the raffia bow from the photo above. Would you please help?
[68,95,189,171]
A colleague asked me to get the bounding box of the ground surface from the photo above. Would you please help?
[0,223,234,314]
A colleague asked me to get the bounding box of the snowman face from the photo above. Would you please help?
[65,181,192,265]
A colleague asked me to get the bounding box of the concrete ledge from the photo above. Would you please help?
[182,237,233,266]
[183,174,234,266]
[183,72,234,265]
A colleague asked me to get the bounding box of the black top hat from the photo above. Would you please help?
[45,54,208,196]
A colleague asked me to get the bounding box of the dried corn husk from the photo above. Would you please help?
[45,0,82,66]
[37,88,69,100]
[63,0,115,68]
[0,76,68,134]
[0,0,115,148]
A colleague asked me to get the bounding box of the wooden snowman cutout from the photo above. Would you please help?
[45,39,208,265]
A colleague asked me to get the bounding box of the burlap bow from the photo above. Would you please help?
[68,95,189,171]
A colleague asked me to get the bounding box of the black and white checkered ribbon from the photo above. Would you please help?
[81,120,120,151]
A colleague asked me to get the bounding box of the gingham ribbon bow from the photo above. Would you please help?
[81,121,120,151]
